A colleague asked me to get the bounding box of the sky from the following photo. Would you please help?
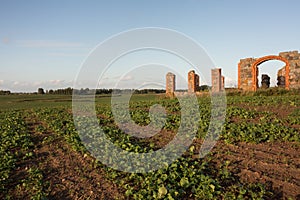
[1,0,300,92]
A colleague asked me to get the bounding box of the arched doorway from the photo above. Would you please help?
[257,60,286,88]
[251,55,290,91]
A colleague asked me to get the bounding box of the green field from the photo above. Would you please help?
[0,92,299,199]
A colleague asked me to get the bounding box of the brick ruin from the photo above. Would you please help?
[211,68,224,93]
[188,70,200,93]
[221,76,225,90]
[261,74,271,89]
[238,51,300,91]
[166,72,175,97]
[165,69,225,96]
[165,50,300,96]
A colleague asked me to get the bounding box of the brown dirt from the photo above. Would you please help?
[237,103,298,119]
[209,141,300,199]
[35,135,123,200]
[149,129,177,149]
[6,114,123,200]
[4,111,300,199]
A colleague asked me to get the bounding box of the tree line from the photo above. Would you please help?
[37,87,166,95]
[0,90,11,95]
[0,86,210,95]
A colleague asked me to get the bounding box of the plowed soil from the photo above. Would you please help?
[211,141,300,199]
[5,115,123,200]
[4,112,300,199]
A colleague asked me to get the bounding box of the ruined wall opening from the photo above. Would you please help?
[251,55,290,91]
[238,51,300,91]
[256,60,286,88]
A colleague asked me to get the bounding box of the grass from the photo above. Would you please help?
[0,93,163,111]
[0,95,72,110]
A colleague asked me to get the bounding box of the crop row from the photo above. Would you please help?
[2,95,298,199]
[34,101,275,199]
[0,111,47,199]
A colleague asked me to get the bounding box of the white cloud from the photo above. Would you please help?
[0,80,73,92]
[33,81,42,87]
[13,81,19,86]
[120,75,134,81]
[49,80,65,85]
[224,76,237,88]
[141,81,164,89]
[16,40,84,48]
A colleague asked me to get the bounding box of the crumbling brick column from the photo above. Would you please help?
[211,68,222,93]
[221,76,225,91]
[238,58,256,91]
[166,72,175,97]
[195,74,200,91]
[188,70,199,93]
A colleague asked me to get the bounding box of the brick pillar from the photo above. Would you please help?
[166,72,175,97]
[195,74,200,91]
[188,70,200,93]
[221,76,225,91]
[211,68,222,93]
[188,70,195,93]
[238,58,256,91]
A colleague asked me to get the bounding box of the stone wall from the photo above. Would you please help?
[238,51,300,91]
[278,51,300,89]
[277,66,286,77]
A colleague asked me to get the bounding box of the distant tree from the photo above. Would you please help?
[48,87,73,95]
[0,90,11,95]
[66,87,73,95]
[133,89,165,94]
[38,88,45,94]
[96,88,111,94]
[199,85,210,91]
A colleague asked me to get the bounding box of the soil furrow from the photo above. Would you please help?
[27,113,123,199]
[210,141,300,199]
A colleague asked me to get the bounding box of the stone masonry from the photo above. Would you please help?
[279,51,300,89]
[195,74,200,91]
[166,72,175,97]
[238,51,300,91]
[221,76,225,91]
[211,68,222,93]
[165,50,300,96]
[277,67,286,88]
[188,70,200,93]
[261,74,270,89]
[238,58,256,91]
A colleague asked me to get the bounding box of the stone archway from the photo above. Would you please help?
[251,55,290,91]
[238,51,300,91]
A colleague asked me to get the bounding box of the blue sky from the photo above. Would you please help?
[1,0,300,92]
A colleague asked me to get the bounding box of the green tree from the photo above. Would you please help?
[37,88,45,94]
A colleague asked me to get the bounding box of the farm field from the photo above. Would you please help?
[0,92,299,199]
